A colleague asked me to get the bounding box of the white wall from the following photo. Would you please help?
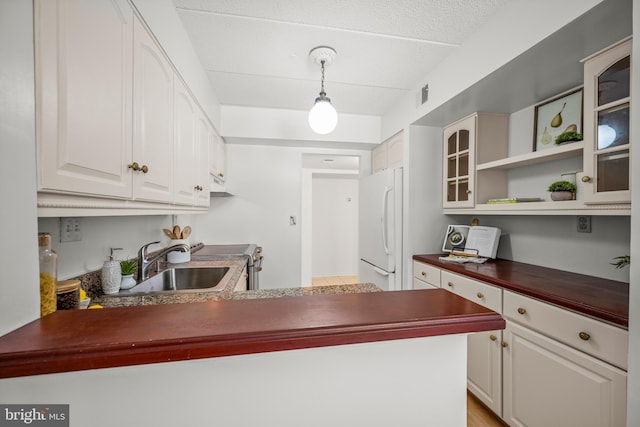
[403,125,449,289]
[221,105,380,146]
[311,175,359,277]
[0,335,467,427]
[37,216,178,280]
[381,0,603,140]
[0,0,40,336]
[193,144,371,289]
[626,3,640,425]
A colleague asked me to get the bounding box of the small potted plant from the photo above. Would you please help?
[120,259,138,290]
[547,180,577,201]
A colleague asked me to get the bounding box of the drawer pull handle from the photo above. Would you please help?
[517,307,526,315]
[579,332,591,341]
[501,341,508,348]
[447,282,453,287]
[477,292,484,299]
[421,271,426,276]
[489,334,497,341]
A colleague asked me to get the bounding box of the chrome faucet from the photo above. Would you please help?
[137,241,190,281]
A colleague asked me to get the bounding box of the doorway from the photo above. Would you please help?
[300,154,360,287]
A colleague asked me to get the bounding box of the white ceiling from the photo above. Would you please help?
[172,0,510,117]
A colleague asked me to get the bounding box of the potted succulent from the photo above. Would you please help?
[547,180,577,201]
[120,259,138,290]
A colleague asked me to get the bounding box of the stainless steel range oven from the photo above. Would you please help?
[191,244,263,290]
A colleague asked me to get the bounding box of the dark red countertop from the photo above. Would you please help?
[414,254,629,327]
[0,289,504,379]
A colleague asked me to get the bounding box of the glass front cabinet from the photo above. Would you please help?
[444,114,476,208]
[443,113,509,209]
[582,37,631,204]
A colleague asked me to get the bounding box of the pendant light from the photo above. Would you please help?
[308,46,338,135]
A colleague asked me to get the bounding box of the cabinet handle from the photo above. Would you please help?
[127,162,148,173]
[501,341,509,348]
[421,271,426,277]
[489,334,497,341]
[581,175,592,183]
[517,307,526,315]
[194,185,203,191]
[579,332,591,341]
[218,172,224,178]
[465,190,472,194]
[447,282,453,287]
[477,292,484,299]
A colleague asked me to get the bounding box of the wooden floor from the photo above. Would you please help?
[311,275,359,286]
[467,392,505,427]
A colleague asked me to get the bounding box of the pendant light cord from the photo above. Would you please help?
[319,60,326,96]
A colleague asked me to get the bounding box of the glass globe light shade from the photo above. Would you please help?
[308,97,338,135]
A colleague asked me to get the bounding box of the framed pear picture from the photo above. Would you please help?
[533,88,583,151]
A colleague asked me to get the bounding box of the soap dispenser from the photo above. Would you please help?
[101,247,122,295]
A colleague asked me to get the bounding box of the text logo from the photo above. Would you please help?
[0,405,69,426]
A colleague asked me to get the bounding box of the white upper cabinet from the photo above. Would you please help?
[36,0,134,198]
[211,129,226,183]
[581,38,631,204]
[443,113,508,208]
[132,16,174,203]
[35,0,216,215]
[372,131,403,173]
[173,78,198,205]
[195,111,212,207]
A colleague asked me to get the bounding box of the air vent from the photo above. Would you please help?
[421,83,429,104]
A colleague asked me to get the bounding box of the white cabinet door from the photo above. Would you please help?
[503,321,627,427]
[582,38,631,204]
[211,129,226,182]
[468,330,503,417]
[372,141,388,173]
[386,132,404,169]
[441,270,502,415]
[195,112,211,207]
[132,17,174,202]
[36,0,133,198]
[443,115,476,208]
[173,78,197,205]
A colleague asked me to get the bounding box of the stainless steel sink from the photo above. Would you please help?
[124,267,230,294]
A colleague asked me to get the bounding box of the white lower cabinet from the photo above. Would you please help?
[503,290,627,427]
[432,266,628,426]
[412,261,440,289]
[441,270,503,416]
[503,321,627,427]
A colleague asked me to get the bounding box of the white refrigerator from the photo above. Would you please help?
[359,168,402,291]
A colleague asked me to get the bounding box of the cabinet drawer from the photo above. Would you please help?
[413,261,440,287]
[441,271,501,313]
[413,277,438,290]
[504,290,628,370]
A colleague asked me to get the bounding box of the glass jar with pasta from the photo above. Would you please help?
[38,233,57,317]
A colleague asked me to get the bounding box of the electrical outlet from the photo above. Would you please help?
[577,215,591,233]
[289,216,297,226]
[60,217,82,242]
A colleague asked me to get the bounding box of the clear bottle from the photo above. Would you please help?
[38,233,57,316]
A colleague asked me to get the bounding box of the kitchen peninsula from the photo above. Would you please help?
[0,289,503,426]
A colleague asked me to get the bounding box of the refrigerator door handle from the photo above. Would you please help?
[382,186,392,255]
[373,265,390,276]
